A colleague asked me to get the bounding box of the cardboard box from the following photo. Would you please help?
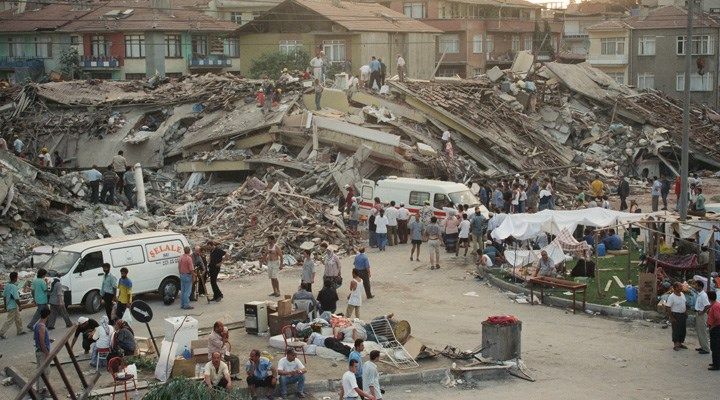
[277,299,292,316]
[191,339,208,357]
[171,359,200,378]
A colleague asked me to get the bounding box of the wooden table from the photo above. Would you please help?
[528,276,587,314]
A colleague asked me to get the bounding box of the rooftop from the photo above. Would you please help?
[0,3,92,33]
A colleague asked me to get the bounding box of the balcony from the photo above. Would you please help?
[0,56,44,71]
[563,32,589,39]
[587,54,628,65]
[81,56,121,69]
[188,54,232,69]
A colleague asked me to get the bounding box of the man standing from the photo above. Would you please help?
[262,235,284,297]
[123,165,135,210]
[470,208,487,257]
[409,213,424,262]
[707,290,720,370]
[301,249,316,292]
[310,53,324,82]
[179,247,194,310]
[396,54,406,83]
[665,282,688,351]
[204,351,232,391]
[100,263,117,321]
[618,176,630,211]
[660,175,671,210]
[83,165,102,204]
[313,78,324,111]
[651,176,662,212]
[208,321,240,378]
[349,339,365,389]
[100,166,119,204]
[277,349,307,398]
[362,350,382,400]
[246,349,276,399]
[374,210,388,252]
[368,56,381,90]
[456,213,471,257]
[340,360,375,400]
[112,150,127,193]
[192,245,208,299]
[353,247,373,299]
[385,201,398,246]
[425,217,442,270]
[27,269,49,331]
[348,197,360,236]
[208,242,226,302]
[0,272,26,339]
[693,281,711,354]
[116,267,132,319]
[321,241,342,289]
[33,308,52,395]
[47,277,72,330]
[397,203,410,244]
[378,58,387,87]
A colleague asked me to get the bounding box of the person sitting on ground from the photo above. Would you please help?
[110,319,136,358]
[204,351,232,391]
[246,349,276,399]
[72,317,99,354]
[292,282,318,321]
[602,229,623,251]
[317,279,339,314]
[534,250,558,278]
[277,348,307,398]
[475,249,494,279]
[306,331,352,357]
[208,320,240,379]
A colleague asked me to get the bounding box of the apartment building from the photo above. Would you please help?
[0,0,240,81]
[369,0,562,77]
[587,5,720,107]
[561,1,625,60]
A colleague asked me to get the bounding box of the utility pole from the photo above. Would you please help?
[679,0,694,221]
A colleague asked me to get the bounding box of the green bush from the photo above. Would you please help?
[248,50,311,79]
[144,377,249,400]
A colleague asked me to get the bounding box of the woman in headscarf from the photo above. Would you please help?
[111,319,136,357]
[89,316,115,368]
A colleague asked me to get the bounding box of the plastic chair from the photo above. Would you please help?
[95,347,111,372]
[280,325,307,363]
[107,357,136,400]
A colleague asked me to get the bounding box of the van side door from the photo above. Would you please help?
[109,245,146,292]
[71,250,105,304]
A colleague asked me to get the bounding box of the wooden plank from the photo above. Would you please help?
[613,275,624,289]
[4,366,40,400]
[77,372,102,400]
[14,326,78,400]
[604,280,612,292]
[89,380,150,397]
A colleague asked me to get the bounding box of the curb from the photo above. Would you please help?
[486,274,665,320]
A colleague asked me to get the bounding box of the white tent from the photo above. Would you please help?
[490,208,648,241]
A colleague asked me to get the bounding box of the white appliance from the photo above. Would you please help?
[245,301,268,335]
[164,316,198,356]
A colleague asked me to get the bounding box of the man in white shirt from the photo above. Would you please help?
[384,201,399,246]
[362,350,382,399]
[475,250,494,279]
[665,282,688,351]
[310,55,324,82]
[340,359,375,400]
[396,54,406,82]
[204,351,232,391]
[456,213,471,257]
[397,203,410,244]
[693,280,711,354]
[277,348,306,398]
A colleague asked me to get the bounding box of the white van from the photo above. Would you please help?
[44,232,191,313]
[357,177,489,219]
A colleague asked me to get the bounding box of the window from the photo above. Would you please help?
[125,73,146,80]
[91,35,108,57]
[433,193,451,209]
[436,66,461,77]
[33,36,52,58]
[600,37,625,55]
[676,72,713,91]
[677,35,714,55]
[403,2,426,18]
[361,185,373,201]
[124,34,145,58]
[279,40,302,54]
[165,34,181,58]
[486,35,494,53]
[511,35,520,51]
[191,35,207,57]
[110,246,145,267]
[607,72,624,84]
[523,36,533,51]
[638,36,655,55]
[70,35,80,46]
[223,38,239,57]
[75,251,104,274]
[322,40,346,62]
[439,34,459,53]
[636,73,654,90]
[230,12,243,23]
[472,34,483,53]
[409,191,430,206]
[7,38,23,57]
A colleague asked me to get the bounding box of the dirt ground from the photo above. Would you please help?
[1,237,717,399]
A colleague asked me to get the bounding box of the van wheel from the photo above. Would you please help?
[159,277,179,298]
[83,291,102,314]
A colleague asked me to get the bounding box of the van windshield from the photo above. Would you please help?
[448,190,480,206]
[44,251,81,276]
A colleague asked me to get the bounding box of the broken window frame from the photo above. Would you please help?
[439,34,460,54]
[91,35,108,57]
[403,2,426,18]
[279,39,302,54]
[124,34,145,58]
[638,35,655,56]
[322,40,346,63]
[636,73,654,90]
[676,72,713,92]
[165,34,182,58]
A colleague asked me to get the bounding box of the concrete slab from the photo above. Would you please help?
[351,91,427,123]
[314,116,401,147]
[511,50,534,75]
[302,88,349,112]
[174,160,251,173]
[0,151,38,180]
[486,66,504,82]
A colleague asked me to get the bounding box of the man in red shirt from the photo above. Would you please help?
[707,290,720,370]
[179,246,195,310]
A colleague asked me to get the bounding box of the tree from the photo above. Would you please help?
[248,49,311,79]
[58,47,81,80]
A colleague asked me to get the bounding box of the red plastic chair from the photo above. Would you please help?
[107,357,136,400]
[281,325,307,363]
